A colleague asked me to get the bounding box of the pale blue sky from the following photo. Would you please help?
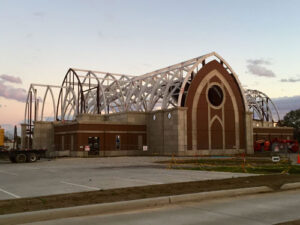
[0,0,300,125]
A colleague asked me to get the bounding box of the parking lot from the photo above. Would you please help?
[0,156,252,200]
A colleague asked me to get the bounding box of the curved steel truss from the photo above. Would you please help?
[24,52,280,127]
[245,89,280,123]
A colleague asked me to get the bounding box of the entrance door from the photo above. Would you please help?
[88,137,100,155]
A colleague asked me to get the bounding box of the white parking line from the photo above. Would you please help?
[0,170,18,176]
[0,187,20,198]
[60,181,100,190]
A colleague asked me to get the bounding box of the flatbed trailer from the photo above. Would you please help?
[0,149,47,163]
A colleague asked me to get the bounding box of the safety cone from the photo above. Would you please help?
[297,153,300,164]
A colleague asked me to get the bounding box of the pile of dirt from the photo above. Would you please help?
[0,174,300,215]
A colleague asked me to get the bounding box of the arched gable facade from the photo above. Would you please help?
[184,60,246,151]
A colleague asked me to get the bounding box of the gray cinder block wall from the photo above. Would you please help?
[76,112,147,125]
[147,107,188,156]
[21,123,27,149]
[245,111,254,154]
[32,121,54,154]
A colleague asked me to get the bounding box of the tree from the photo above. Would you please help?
[279,109,300,142]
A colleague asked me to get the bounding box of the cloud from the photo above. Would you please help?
[0,74,22,84]
[0,82,27,102]
[280,76,300,82]
[246,59,276,77]
[272,95,300,119]
[0,74,26,102]
[247,59,272,65]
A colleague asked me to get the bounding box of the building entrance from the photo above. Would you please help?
[88,137,100,155]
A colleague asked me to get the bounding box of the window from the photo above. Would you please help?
[208,85,224,107]
[116,135,121,150]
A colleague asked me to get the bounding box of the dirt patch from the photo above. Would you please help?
[1,174,300,215]
[276,219,300,225]
[159,157,289,166]
[160,157,300,174]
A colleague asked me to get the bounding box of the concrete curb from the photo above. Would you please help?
[169,186,272,203]
[281,182,300,190]
[0,186,274,225]
[0,196,169,225]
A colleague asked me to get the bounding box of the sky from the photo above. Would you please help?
[0,0,300,133]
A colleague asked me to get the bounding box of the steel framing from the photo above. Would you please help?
[24,52,281,142]
[245,89,280,123]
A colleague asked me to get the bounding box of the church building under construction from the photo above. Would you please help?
[21,52,294,156]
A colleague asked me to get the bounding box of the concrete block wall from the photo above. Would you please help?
[177,108,188,152]
[126,113,147,125]
[76,114,106,122]
[147,110,164,154]
[163,110,179,154]
[147,107,188,155]
[77,112,147,125]
[32,121,54,153]
[245,111,254,154]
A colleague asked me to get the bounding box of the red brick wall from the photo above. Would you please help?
[253,127,294,141]
[54,123,146,151]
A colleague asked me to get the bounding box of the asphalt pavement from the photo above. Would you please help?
[0,156,252,200]
[23,189,300,225]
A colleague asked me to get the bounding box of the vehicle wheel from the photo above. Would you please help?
[27,153,37,163]
[9,156,16,163]
[15,153,27,163]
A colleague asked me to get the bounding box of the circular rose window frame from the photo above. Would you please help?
[206,83,225,109]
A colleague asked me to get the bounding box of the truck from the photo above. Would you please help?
[0,125,47,163]
[0,149,47,163]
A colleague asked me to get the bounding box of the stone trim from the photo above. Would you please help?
[253,132,293,136]
[55,130,146,135]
